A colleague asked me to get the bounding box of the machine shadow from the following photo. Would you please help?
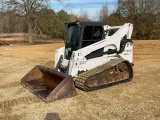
[44,113,61,120]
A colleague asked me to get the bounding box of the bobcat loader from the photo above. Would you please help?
[21,21,134,102]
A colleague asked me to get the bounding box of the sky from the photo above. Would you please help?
[49,0,118,20]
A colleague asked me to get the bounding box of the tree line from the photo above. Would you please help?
[0,0,160,44]
[0,8,78,41]
[100,0,160,40]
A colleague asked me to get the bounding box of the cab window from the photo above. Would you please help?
[82,26,103,47]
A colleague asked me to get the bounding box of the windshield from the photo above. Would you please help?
[65,25,79,59]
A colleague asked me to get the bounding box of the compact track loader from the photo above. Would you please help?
[21,21,134,102]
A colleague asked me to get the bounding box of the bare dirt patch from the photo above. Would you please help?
[0,40,160,120]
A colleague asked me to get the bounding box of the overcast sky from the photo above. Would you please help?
[49,0,118,19]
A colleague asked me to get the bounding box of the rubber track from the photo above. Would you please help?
[74,57,132,91]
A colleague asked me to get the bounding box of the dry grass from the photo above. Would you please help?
[0,33,63,44]
[0,40,160,120]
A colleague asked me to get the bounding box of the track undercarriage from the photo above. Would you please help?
[74,57,133,91]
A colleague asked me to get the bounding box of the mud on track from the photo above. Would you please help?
[0,41,160,120]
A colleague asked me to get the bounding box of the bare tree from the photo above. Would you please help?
[79,8,89,21]
[99,4,109,23]
[2,0,50,44]
[117,0,160,17]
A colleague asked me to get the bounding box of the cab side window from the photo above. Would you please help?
[82,26,103,47]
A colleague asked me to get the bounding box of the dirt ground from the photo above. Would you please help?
[0,40,160,120]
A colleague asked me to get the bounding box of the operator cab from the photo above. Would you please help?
[65,21,105,60]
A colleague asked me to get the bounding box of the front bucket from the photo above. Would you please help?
[21,65,77,102]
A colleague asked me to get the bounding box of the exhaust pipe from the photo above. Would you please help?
[21,65,77,102]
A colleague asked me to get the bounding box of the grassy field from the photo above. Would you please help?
[0,40,160,120]
[0,33,63,44]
